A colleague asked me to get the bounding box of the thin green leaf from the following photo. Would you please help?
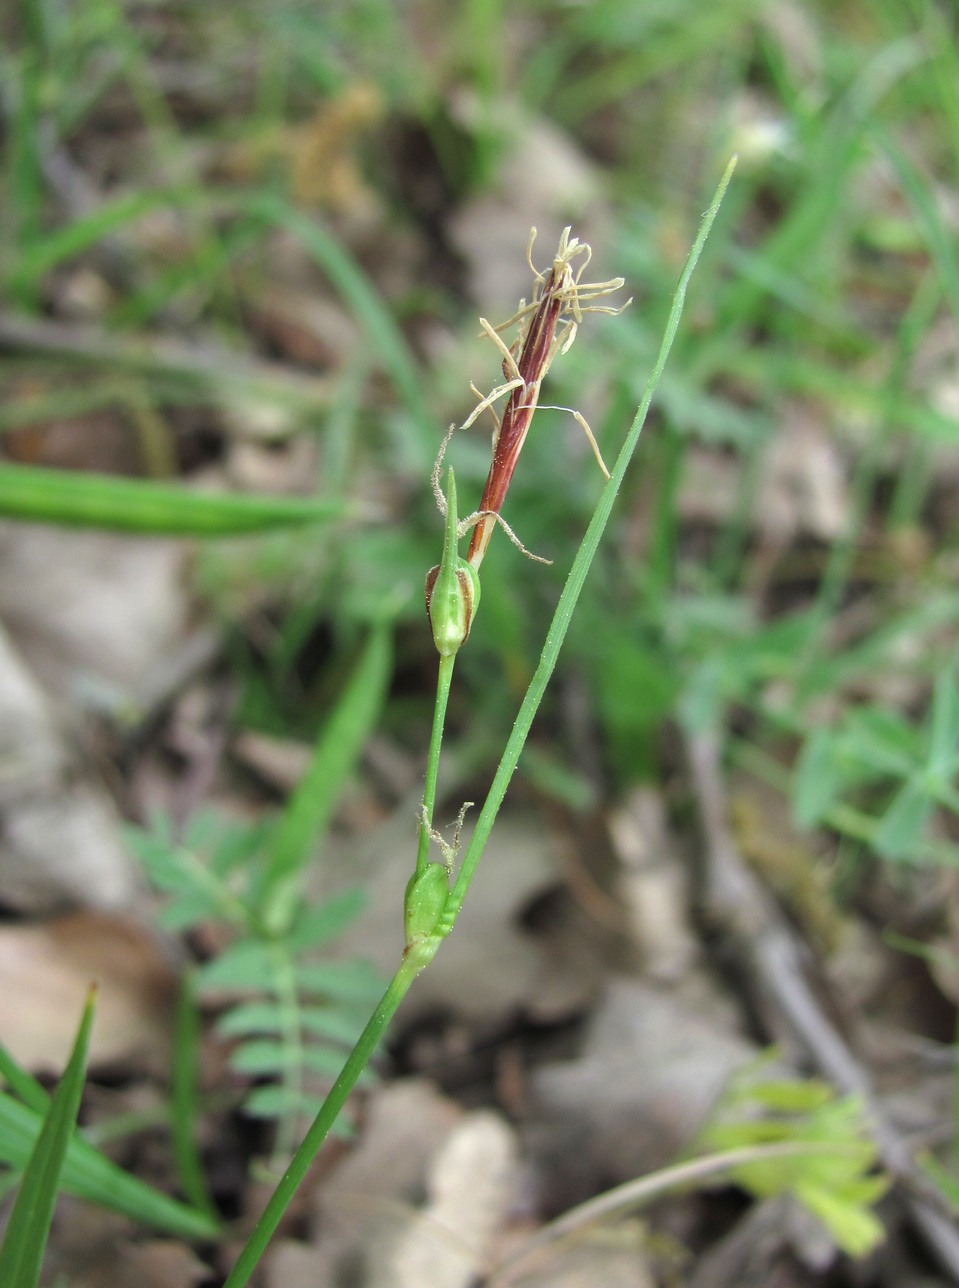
[216,1000,365,1046]
[792,727,840,828]
[920,1152,959,1212]
[298,1046,355,1077]
[127,834,243,931]
[0,1093,219,1241]
[170,972,216,1219]
[874,779,933,862]
[296,1006,370,1045]
[286,890,366,954]
[446,158,739,926]
[293,959,386,1003]
[840,706,917,780]
[928,672,959,781]
[741,1079,835,1114]
[230,1040,288,1076]
[210,818,274,878]
[155,895,228,932]
[215,1002,288,1039]
[259,627,392,932]
[0,1045,49,1115]
[182,809,235,853]
[875,123,959,328]
[5,189,184,298]
[795,1180,887,1257]
[194,939,275,991]
[242,1085,323,1120]
[0,464,348,536]
[0,988,95,1288]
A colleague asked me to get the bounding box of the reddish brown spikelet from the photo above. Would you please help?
[466,275,563,565]
[461,228,628,569]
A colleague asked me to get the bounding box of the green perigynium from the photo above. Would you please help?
[424,468,480,657]
[403,860,450,950]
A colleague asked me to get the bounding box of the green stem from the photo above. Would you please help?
[222,158,737,1287]
[222,957,421,1288]
[170,971,217,1220]
[416,650,457,874]
[448,156,737,917]
[269,942,306,1168]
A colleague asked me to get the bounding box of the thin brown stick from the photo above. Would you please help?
[0,312,330,431]
[685,728,959,1284]
[485,1142,865,1288]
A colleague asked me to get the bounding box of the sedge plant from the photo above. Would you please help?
[222,160,737,1286]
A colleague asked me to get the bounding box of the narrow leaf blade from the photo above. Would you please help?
[0,1094,219,1242]
[0,464,347,536]
[0,987,96,1288]
[259,627,392,929]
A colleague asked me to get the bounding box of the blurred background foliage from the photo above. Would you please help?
[1,0,958,875]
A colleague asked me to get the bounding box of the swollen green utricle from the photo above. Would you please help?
[403,861,450,948]
[424,468,480,656]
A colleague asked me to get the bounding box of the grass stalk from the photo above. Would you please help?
[221,156,736,1287]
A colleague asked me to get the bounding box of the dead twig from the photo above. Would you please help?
[484,1143,858,1288]
[685,727,959,1284]
[0,312,331,434]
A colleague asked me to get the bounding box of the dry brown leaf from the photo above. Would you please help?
[0,523,190,712]
[288,1079,465,1286]
[0,617,137,910]
[43,1200,209,1288]
[224,435,320,497]
[607,787,700,982]
[4,408,142,475]
[0,912,176,1074]
[506,1236,656,1288]
[239,287,361,371]
[212,82,382,216]
[385,1111,518,1288]
[0,616,68,800]
[729,774,846,957]
[288,1080,518,1288]
[676,446,741,526]
[262,1239,330,1288]
[527,976,754,1204]
[112,1241,211,1288]
[756,400,848,545]
[231,730,313,793]
[1,787,141,913]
